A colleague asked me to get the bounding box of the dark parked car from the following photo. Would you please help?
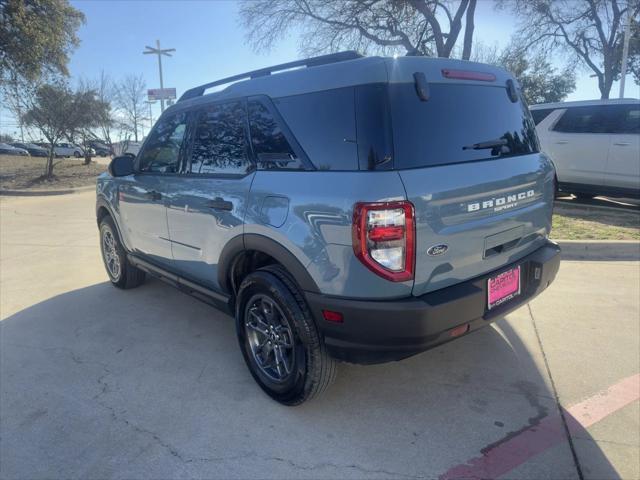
[89,141,112,156]
[0,142,29,156]
[11,142,48,157]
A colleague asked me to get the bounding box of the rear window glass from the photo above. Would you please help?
[248,99,304,170]
[389,83,539,169]
[530,108,555,125]
[275,88,358,171]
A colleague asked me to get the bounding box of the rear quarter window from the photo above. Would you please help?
[275,87,358,171]
[389,83,539,169]
[530,108,555,125]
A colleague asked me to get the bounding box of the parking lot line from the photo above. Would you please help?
[439,373,640,480]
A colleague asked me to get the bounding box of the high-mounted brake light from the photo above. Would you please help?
[442,69,496,82]
[352,201,415,282]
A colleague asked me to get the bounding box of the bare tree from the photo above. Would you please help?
[115,74,147,142]
[500,0,640,99]
[92,71,117,153]
[473,43,576,104]
[23,82,79,177]
[239,0,478,59]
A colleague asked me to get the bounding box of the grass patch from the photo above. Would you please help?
[551,205,639,240]
[0,154,106,191]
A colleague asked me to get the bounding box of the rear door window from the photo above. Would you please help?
[248,99,304,170]
[553,106,607,133]
[275,88,358,170]
[390,83,539,169]
[188,101,251,175]
[610,105,640,134]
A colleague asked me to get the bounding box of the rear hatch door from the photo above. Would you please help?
[388,59,555,296]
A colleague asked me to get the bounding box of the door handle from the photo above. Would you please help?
[206,197,233,211]
[613,142,630,146]
[145,190,162,201]
[555,140,569,145]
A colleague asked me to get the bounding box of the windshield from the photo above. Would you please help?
[389,83,539,169]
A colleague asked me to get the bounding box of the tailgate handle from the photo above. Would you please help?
[485,239,520,258]
[484,226,525,258]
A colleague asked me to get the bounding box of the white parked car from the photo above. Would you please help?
[53,142,84,158]
[531,99,640,199]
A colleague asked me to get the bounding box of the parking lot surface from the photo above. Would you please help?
[1,192,638,479]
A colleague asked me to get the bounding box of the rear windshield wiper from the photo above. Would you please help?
[462,138,508,150]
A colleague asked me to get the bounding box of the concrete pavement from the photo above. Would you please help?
[1,191,638,479]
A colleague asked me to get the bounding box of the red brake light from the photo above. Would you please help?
[322,310,344,323]
[442,69,496,82]
[352,201,415,282]
[368,225,405,242]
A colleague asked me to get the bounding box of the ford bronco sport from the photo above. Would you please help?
[96,52,560,405]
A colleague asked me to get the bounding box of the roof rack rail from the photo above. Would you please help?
[178,51,363,103]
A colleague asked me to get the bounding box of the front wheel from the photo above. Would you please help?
[236,265,336,405]
[74,151,81,158]
[99,216,146,289]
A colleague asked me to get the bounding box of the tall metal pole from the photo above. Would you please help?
[156,40,165,112]
[143,41,175,113]
[619,8,632,98]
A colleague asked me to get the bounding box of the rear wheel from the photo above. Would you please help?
[99,216,145,289]
[235,265,336,405]
[74,151,81,158]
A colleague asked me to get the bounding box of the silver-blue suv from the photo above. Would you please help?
[96,52,561,405]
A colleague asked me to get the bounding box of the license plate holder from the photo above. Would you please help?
[487,265,521,310]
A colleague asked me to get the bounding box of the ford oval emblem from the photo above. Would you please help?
[427,244,448,256]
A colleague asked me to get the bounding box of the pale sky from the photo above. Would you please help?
[1,0,638,139]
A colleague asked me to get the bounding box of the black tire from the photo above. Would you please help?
[74,151,81,158]
[99,216,146,289]
[235,264,336,405]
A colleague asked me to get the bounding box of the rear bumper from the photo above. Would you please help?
[306,241,561,364]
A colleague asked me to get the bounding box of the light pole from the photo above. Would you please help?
[619,8,632,98]
[145,100,155,130]
[143,40,175,112]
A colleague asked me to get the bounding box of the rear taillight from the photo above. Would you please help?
[352,201,415,282]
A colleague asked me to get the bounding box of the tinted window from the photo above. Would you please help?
[530,108,554,125]
[137,112,188,173]
[554,106,605,133]
[189,102,250,175]
[554,104,640,134]
[248,99,302,170]
[390,83,539,169]
[355,84,393,170]
[614,105,640,134]
[275,88,358,170]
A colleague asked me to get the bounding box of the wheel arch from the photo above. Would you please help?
[219,234,320,297]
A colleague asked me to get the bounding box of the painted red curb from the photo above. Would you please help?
[439,374,640,480]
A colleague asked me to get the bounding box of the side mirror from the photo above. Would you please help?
[108,155,135,177]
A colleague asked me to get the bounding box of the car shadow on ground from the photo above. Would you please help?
[0,278,620,479]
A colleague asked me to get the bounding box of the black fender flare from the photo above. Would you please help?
[96,197,129,251]
[218,234,320,295]
[96,196,115,224]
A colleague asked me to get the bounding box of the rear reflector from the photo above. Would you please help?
[322,310,344,323]
[442,69,496,82]
[450,324,470,338]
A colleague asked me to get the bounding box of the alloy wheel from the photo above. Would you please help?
[101,228,121,281]
[244,294,295,383]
